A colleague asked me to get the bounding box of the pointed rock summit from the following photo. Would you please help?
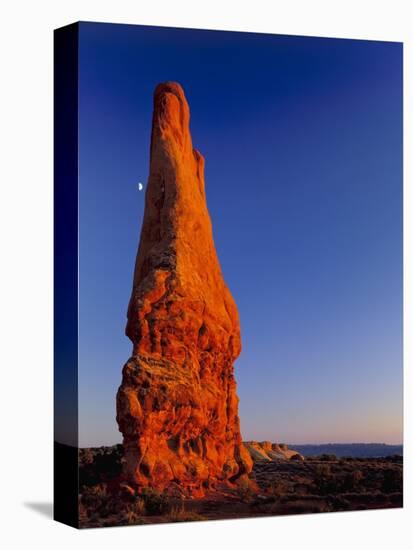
[116,82,252,496]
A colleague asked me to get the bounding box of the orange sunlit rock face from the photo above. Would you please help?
[116,82,252,496]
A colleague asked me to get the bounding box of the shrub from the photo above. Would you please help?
[313,464,342,495]
[140,488,171,515]
[236,478,255,502]
[319,454,338,462]
[267,479,290,498]
[342,469,363,492]
[80,484,109,509]
[116,495,147,525]
[166,505,206,523]
[123,509,147,525]
[382,469,402,493]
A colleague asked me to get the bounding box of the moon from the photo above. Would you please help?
[138,182,143,191]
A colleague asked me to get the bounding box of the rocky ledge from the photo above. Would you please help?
[244,441,304,462]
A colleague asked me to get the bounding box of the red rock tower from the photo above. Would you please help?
[116,82,252,496]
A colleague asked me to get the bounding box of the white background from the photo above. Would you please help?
[0,1,411,548]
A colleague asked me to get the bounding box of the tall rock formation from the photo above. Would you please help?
[116,82,252,496]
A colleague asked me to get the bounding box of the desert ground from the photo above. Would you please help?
[78,444,402,528]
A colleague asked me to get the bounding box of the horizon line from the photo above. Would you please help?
[76,440,403,449]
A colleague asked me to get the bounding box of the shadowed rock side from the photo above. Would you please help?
[116,82,252,496]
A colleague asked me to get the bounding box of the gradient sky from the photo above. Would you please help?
[78,22,402,447]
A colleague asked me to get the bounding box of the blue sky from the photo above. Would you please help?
[78,23,402,447]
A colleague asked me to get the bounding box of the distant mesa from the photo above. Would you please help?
[116,82,252,497]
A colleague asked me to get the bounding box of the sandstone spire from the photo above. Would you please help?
[116,82,252,496]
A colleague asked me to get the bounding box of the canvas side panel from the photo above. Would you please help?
[54,22,79,529]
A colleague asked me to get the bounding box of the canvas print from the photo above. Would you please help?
[54,22,403,528]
